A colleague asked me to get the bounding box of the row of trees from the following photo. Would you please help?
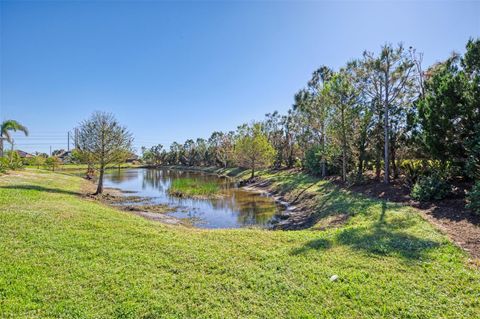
[143,39,479,189]
[141,122,275,179]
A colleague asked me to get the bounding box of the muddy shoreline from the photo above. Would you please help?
[81,178,191,226]
[240,180,316,230]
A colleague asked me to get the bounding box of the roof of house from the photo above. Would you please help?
[16,150,33,158]
[57,151,72,159]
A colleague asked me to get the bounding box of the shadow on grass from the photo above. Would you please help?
[291,184,441,259]
[335,224,440,259]
[270,172,318,195]
[292,221,440,259]
[303,183,376,226]
[0,185,81,196]
[290,238,332,255]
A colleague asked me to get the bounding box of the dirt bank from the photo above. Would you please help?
[80,179,187,226]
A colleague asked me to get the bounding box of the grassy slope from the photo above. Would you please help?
[0,170,479,318]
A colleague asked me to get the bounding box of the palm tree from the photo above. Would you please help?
[0,120,29,157]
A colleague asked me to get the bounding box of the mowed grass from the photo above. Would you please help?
[0,170,479,318]
[168,178,220,198]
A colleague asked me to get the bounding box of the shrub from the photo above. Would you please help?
[304,146,323,175]
[0,157,8,173]
[5,150,23,170]
[303,145,340,176]
[465,123,480,180]
[401,160,427,187]
[411,174,451,201]
[466,181,480,215]
[31,155,46,169]
[45,156,62,171]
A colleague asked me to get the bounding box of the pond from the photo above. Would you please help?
[103,168,283,229]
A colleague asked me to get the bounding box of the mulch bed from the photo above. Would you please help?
[344,177,480,260]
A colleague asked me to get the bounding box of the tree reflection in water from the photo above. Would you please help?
[103,168,282,228]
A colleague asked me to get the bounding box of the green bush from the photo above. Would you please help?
[466,181,480,215]
[44,156,62,171]
[303,145,340,176]
[0,157,8,173]
[411,174,451,201]
[401,160,427,186]
[304,146,323,175]
[4,151,24,170]
[464,123,480,180]
[31,155,46,169]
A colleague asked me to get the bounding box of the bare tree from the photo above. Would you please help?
[77,112,133,195]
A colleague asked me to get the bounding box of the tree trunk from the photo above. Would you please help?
[357,152,364,181]
[251,166,255,179]
[0,138,3,158]
[357,129,367,181]
[95,166,105,195]
[341,106,347,182]
[288,142,295,168]
[321,122,327,177]
[375,151,381,180]
[374,115,382,180]
[390,138,398,179]
[384,72,390,184]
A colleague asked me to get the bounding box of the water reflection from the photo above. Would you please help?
[103,168,281,228]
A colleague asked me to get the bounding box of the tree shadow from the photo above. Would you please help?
[292,197,440,260]
[0,185,81,196]
[290,238,332,255]
[275,173,318,195]
[291,224,440,260]
[335,225,441,259]
[309,183,377,222]
[291,181,320,205]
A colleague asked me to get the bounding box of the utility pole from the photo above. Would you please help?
[50,146,52,156]
[74,128,78,149]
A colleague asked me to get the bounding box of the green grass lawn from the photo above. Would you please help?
[0,169,479,318]
[168,178,220,198]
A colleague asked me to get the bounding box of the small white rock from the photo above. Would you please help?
[330,274,339,282]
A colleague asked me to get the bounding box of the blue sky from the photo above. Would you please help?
[1,0,479,154]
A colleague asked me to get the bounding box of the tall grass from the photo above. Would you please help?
[168,178,220,198]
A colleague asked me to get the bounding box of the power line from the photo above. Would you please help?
[15,143,67,146]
